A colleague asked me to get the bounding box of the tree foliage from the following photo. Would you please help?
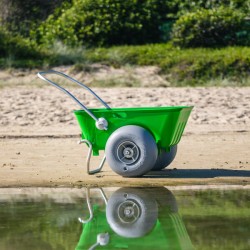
[35,0,172,47]
[0,0,70,36]
[172,7,249,47]
[0,0,249,59]
[168,0,250,17]
[0,27,41,59]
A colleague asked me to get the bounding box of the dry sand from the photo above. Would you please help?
[0,79,250,187]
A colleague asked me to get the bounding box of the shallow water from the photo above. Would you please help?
[0,187,249,250]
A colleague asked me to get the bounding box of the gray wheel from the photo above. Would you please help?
[142,187,178,213]
[152,145,177,171]
[106,187,158,238]
[105,125,158,177]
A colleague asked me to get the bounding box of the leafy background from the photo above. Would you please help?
[0,0,249,86]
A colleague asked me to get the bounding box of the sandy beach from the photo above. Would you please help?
[0,83,249,187]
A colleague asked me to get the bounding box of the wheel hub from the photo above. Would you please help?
[117,141,140,165]
[123,147,134,158]
[118,200,141,223]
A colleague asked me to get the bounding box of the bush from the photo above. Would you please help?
[0,0,69,36]
[167,0,249,18]
[0,27,42,60]
[35,0,171,47]
[172,7,249,47]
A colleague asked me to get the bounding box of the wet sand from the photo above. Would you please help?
[0,131,249,187]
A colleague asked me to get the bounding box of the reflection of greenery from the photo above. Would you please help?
[177,189,250,218]
[0,199,84,250]
[185,218,249,250]
[0,189,249,250]
[176,189,250,250]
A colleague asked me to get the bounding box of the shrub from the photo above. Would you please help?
[0,27,42,59]
[0,0,70,36]
[35,0,171,47]
[167,0,250,18]
[171,7,249,47]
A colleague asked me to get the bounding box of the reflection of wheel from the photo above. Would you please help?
[105,125,158,177]
[152,145,177,171]
[106,187,158,238]
[143,187,178,213]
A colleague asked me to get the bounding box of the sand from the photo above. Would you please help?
[1,86,249,128]
[0,83,250,187]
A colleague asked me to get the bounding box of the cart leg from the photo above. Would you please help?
[78,187,93,223]
[78,187,108,224]
[78,139,106,175]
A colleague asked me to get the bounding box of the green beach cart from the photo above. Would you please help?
[37,70,193,177]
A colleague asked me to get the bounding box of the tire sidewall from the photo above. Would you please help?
[152,145,178,171]
[105,126,158,177]
[106,187,158,238]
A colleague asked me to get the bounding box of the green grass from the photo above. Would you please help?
[1,43,250,86]
[84,44,250,86]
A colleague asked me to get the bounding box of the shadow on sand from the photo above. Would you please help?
[145,169,250,178]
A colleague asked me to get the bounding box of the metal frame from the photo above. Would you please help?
[79,139,106,174]
[78,187,108,224]
[37,70,111,123]
[37,70,110,174]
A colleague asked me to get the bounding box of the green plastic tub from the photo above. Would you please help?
[74,106,192,156]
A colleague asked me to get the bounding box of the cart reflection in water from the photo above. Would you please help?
[76,187,194,250]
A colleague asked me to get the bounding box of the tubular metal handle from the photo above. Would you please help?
[37,70,111,126]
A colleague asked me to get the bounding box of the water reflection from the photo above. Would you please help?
[77,187,193,250]
[0,187,249,250]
